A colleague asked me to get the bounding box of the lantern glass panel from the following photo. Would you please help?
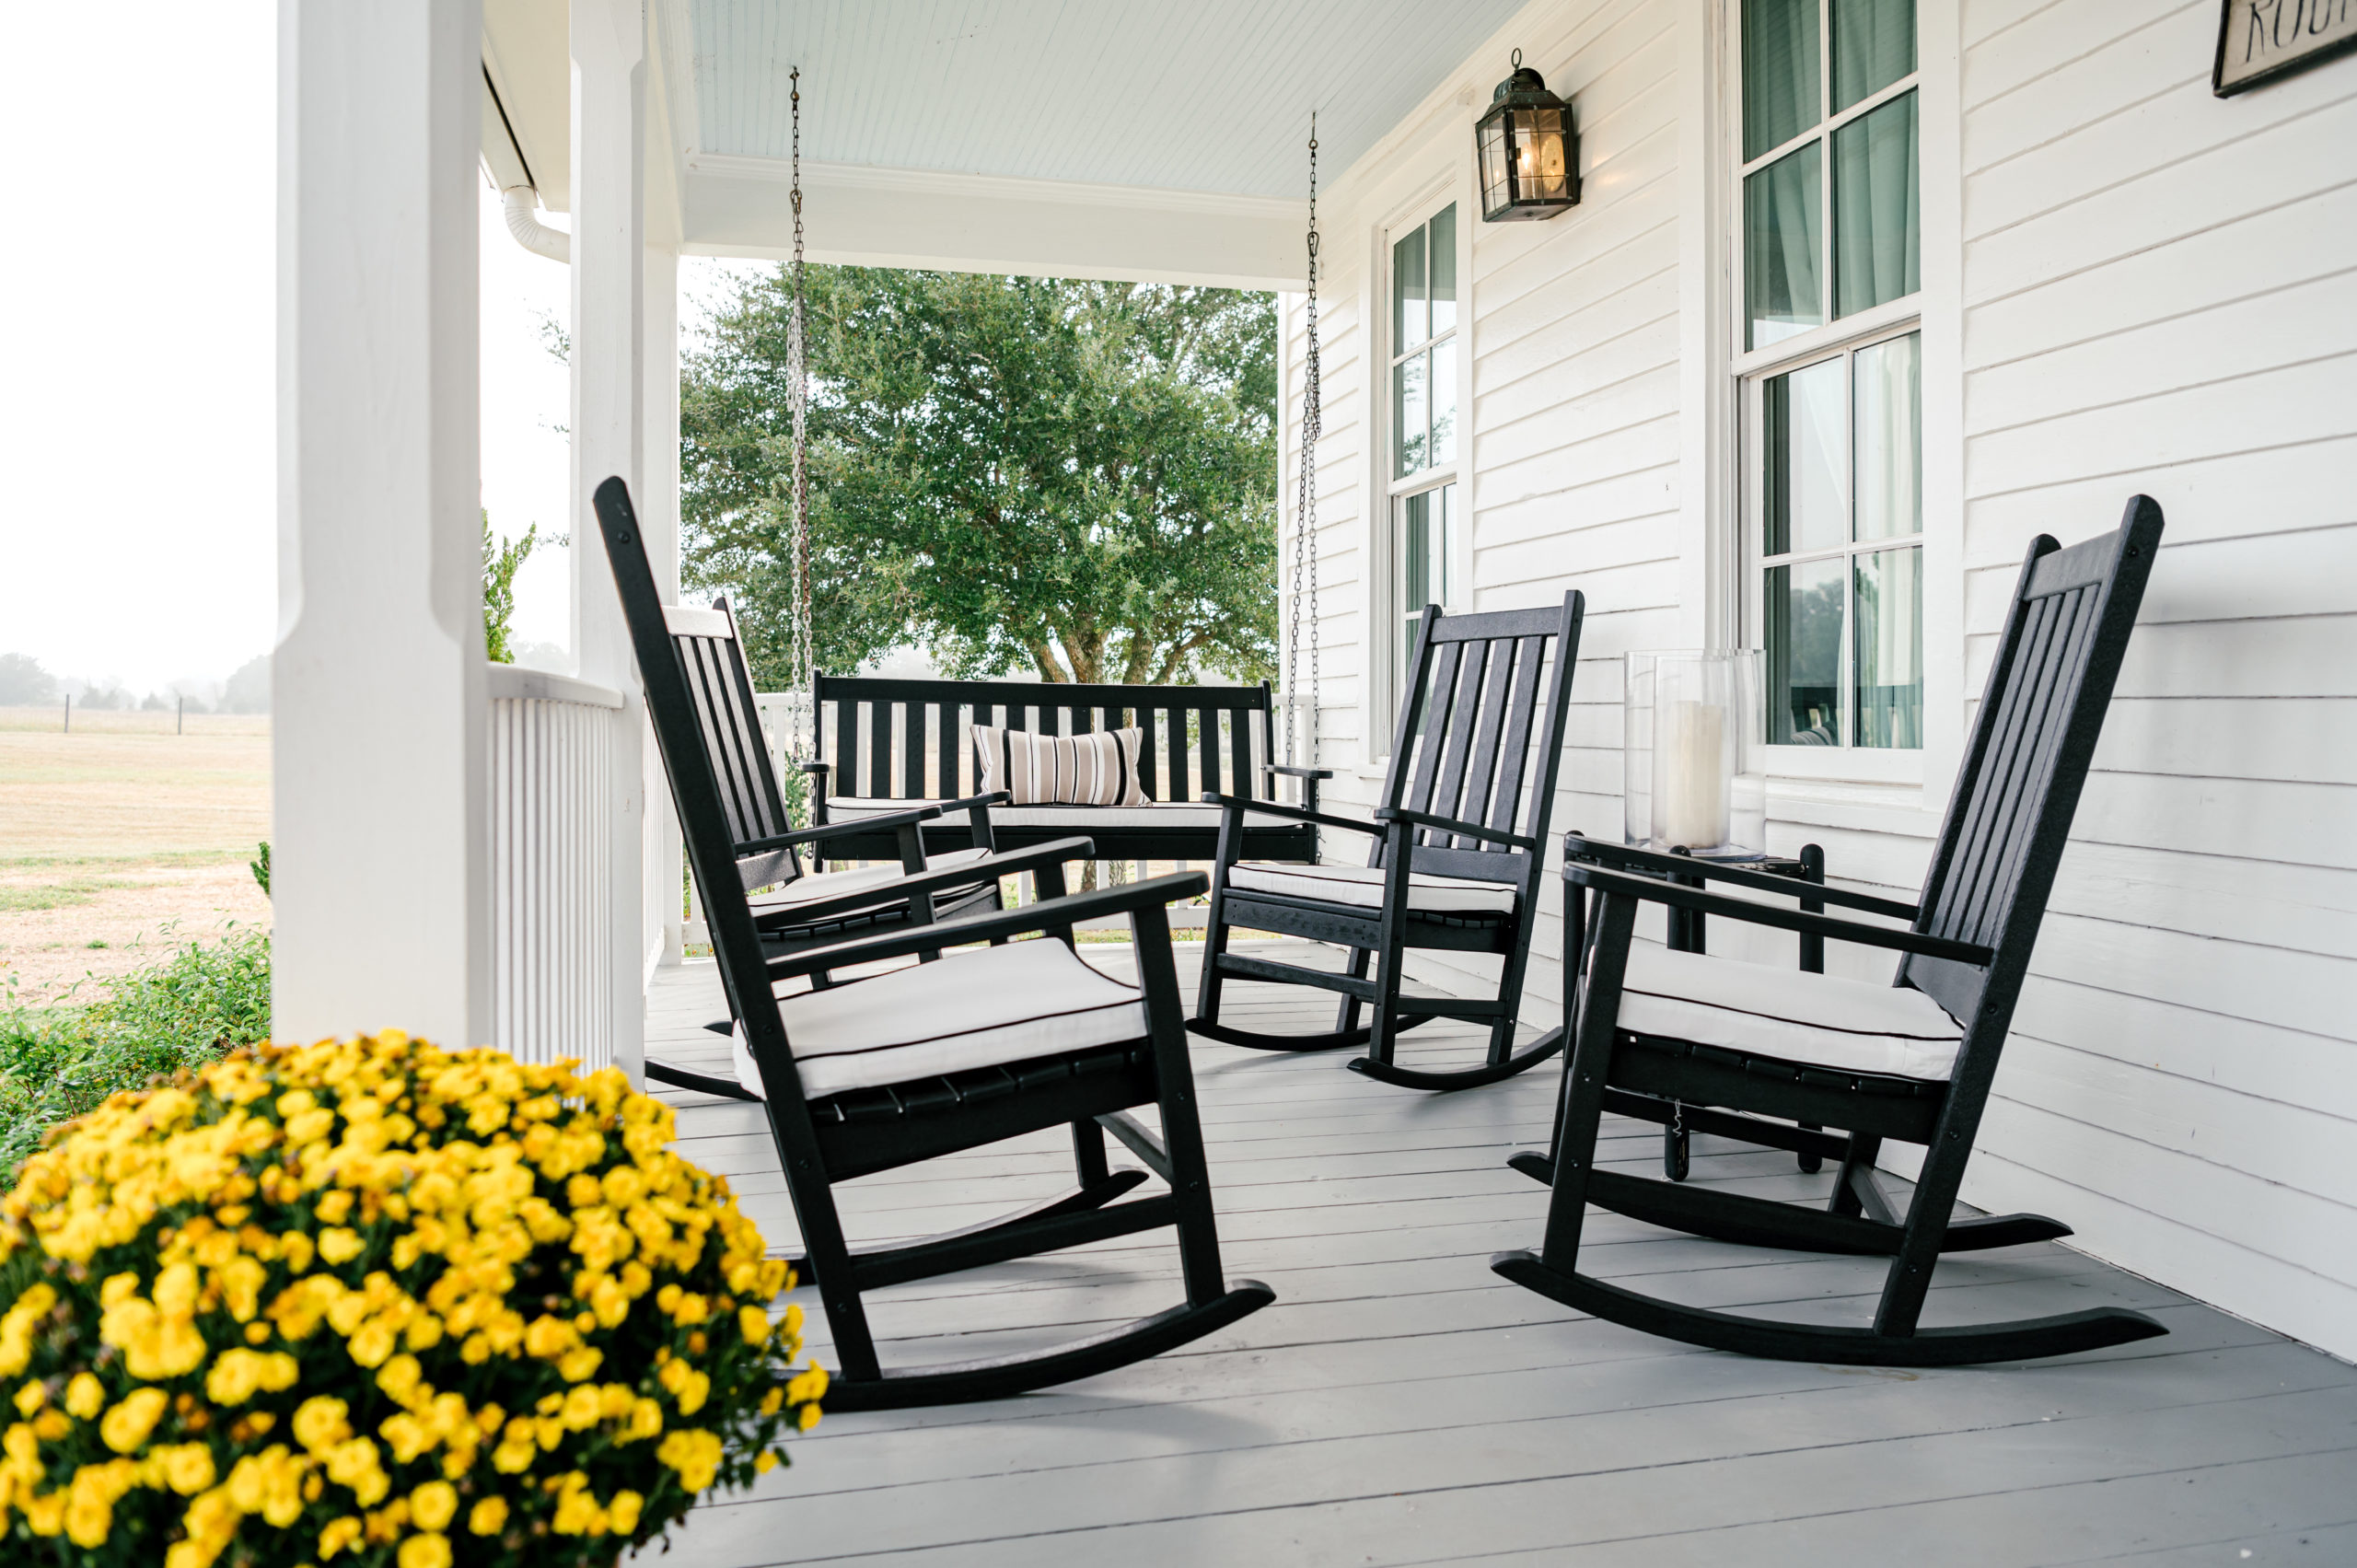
[1477,115,1511,215]
[1517,108,1568,196]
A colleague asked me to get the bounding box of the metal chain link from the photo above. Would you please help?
[1286,115,1321,772]
[785,66,813,760]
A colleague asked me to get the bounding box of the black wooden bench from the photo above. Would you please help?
[800,674,1329,866]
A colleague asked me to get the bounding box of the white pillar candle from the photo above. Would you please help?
[1656,700,1728,850]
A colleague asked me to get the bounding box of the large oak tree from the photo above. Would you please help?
[680,266,1277,688]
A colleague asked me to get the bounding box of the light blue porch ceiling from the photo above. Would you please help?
[683,0,1535,200]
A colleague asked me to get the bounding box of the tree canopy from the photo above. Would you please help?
[680,267,1278,687]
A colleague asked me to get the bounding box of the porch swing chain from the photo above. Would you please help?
[786,65,814,761]
[1287,113,1321,774]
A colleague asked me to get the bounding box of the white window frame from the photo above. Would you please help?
[1713,0,1961,792]
[1370,183,1472,757]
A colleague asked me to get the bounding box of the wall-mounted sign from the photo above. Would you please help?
[2214,0,2357,95]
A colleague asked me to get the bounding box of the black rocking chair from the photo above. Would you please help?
[596,476,1272,1409]
[1495,497,2168,1365]
[1190,593,1585,1092]
[639,593,1014,1102]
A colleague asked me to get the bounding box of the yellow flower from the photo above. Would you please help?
[318,1515,365,1559]
[99,1388,168,1454]
[798,1401,821,1432]
[399,1533,453,1568]
[469,1493,510,1534]
[739,1304,772,1344]
[755,1448,781,1473]
[293,1396,353,1455]
[786,1364,830,1406]
[11,1380,42,1416]
[159,1441,217,1495]
[63,1373,103,1420]
[557,1344,603,1383]
[410,1479,458,1531]
[204,1347,299,1405]
[610,1487,644,1533]
[656,1427,725,1492]
[318,1227,366,1265]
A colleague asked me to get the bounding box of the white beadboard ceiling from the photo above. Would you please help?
[679,0,1534,199]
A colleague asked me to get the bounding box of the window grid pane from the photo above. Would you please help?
[1393,226,1427,351]
[1745,145,1824,350]
[1394,352,1429,478]
[1831,0,1916,113]
[1853,331,1921,541]
[1428,207,1457,337]
[1854,544,1922,748]
[1832,89,1919,320]
[1743,0,1822,160]
[1766,556,1844,746]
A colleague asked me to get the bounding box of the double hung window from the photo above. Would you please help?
[1739,0,1922,750]
[1389,203,1459,695]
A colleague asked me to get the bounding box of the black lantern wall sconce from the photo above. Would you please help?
[1475,51,1579,222]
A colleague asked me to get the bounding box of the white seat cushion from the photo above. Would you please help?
[731,939,1148,1100]
[1610,944,1964,1083]
[824,797,1302,830]
[748,846,992,916]
[1225,860,1518,914]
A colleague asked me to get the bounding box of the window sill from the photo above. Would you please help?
[1762,744,1922,786]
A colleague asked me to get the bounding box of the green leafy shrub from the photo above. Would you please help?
[0,929,271,1183]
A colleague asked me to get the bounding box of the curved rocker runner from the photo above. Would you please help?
[597,477,1271,1409]
[1496,499,2172,1366]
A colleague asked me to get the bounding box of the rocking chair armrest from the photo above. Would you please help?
[1261,764,1337,780]
[939,790,1012,814]
[1567,863,1993,966]
[1563,833,1922,922]
[737,803,943,855]
[766,870,1211,979]
[798,760,830,777]
[1374,807,1537,851]
[758,836,1096,928]
[1199,793,1377,836]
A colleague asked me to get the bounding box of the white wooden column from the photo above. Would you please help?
[570,0,649,1078]
[642,242,686,969]
[274,1,489,1047]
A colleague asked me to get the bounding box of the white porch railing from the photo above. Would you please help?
[488,664,627,1068]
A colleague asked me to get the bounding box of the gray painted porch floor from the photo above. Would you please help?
[641,942,2357,1567]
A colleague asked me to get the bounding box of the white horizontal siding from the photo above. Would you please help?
[1955,0,2357,1358]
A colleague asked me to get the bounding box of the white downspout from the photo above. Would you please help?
[501,185,571,263]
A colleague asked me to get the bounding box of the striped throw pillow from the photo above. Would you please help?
[971,725,1151,807]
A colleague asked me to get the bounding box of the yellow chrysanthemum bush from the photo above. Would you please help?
[0,1031,824,1568]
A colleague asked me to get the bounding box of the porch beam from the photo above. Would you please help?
[682,156,1307,292]
[273,1,490,1048]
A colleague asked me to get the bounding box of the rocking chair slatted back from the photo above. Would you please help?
[1902,497,2165,1029]
[1382,598,1585,868]
[663,600,800,891]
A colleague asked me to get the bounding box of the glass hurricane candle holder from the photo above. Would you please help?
[1624,650,1765,855]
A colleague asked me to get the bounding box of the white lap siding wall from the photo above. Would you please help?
[1292,0,2357,1358]
[1947,0,2357,1360]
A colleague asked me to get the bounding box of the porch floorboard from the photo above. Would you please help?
[641,941,2357,1566]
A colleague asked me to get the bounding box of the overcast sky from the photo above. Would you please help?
[0,7,750,700]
